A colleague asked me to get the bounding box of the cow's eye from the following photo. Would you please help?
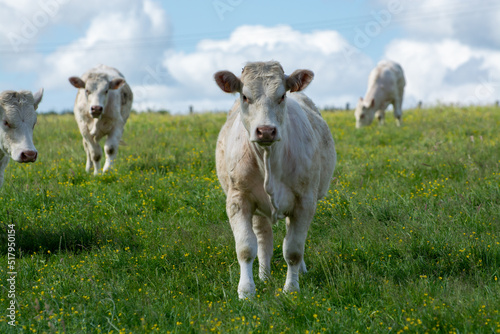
[242,95,248,103]
[3,120,11,128]
[105,90,109,94]
[279,94,286,103]
[85,89,90,95]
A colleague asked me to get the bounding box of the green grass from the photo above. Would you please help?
[0,106,499,333]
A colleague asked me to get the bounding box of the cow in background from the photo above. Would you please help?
[69,65,133,175]
[355,60,405,128]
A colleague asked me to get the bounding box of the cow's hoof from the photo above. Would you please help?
[284,281,300,294]
[259,269,271,282]
[299,260,307,274]
[238,283,255,300]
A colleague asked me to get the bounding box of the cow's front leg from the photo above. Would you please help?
[252,215,273,281]
[393,98,403,127]
[283,197,315,293]
[83,139,92,173]
[84,137,102,176]
[103,124,123,172]
[227,192,257,299]
[103,135,121,173]
[375,109,385,125]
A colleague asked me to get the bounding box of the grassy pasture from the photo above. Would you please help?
[0,106,499,333]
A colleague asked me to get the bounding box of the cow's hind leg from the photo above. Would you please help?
[252,215,273,281]
[283,197,315,293]
[227,192,257,299]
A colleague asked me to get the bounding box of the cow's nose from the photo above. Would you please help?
[90,105,103,118]
[255,126,277,144]
[20,150,37,163]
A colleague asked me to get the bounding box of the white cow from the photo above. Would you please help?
[0,89,43,188]
[355,60,405,128]
[214,61,337,298]
[69,65,133,175]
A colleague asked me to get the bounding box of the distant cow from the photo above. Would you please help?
[214,61,336,298]
[69,65,133,175]
[0,89,43,188]
[355,60,405,128]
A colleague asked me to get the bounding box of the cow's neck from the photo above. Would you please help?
[364,86,385,110]
[251,139,287,223]
[263,147,278,222]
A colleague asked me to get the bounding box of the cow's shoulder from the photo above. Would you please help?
[288,93,326,136]
[290,92,320,116]
[120,83,133,105]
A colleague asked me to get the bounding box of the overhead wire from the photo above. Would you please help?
[0,1,498,55]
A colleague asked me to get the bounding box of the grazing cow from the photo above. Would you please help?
[0,89,43,188]
[355,60,405,128]
[69,65,133,175]
[214,61,336,298]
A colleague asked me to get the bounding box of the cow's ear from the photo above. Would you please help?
[109,78,125,90]
[286,69,314,92]
[214,71,242,93]
[69,77,85,89]
[33,88,44,110]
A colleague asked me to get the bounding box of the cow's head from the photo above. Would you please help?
[354,97,376,128]
[69,73,125,118]
[214,61,314,146]
[0,89,42,163]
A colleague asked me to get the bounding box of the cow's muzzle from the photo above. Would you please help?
[19,150,37,163]
[255,126,278,146]
[90,105,103,118]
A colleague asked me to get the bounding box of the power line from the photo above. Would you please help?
[0,1,499,55]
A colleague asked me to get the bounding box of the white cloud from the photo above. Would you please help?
[0,0,171,111]
[39,0,170,88]
[384,38,500,105]
[157,25,374,113]
[0,0,147,46]
[393,0,500,50]
[3,0,499,114]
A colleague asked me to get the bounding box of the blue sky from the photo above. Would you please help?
[165,0,400,58]
[1,0,499,113]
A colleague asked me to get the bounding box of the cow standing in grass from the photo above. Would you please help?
[355,60,405,128]
[69,65,133,175]
[214,61,336,298]
[0,89,43,188]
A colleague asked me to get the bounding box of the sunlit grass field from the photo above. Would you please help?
[1,106,499,333]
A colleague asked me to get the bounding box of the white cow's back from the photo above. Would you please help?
[368,60,405,91]
[82,64,125,81]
